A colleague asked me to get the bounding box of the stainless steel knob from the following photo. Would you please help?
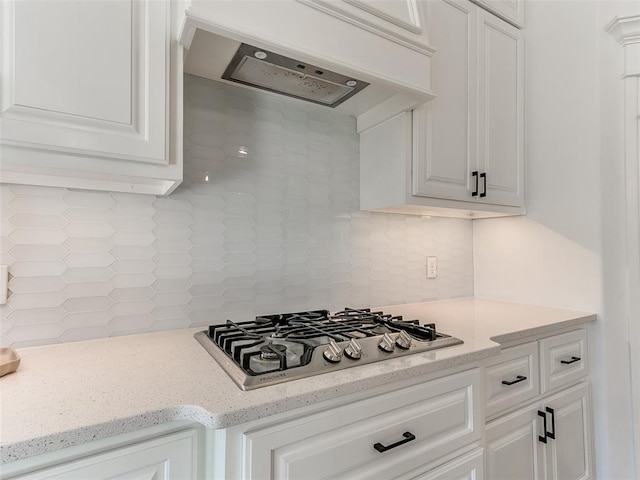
[344,338,363,360]
[396,330,412,350]
[323,339,343,363]
[378,333,395,353]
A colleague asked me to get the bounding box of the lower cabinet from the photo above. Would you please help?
[485,382,593,480]
[6,429,199,480]
[222,369,482,480]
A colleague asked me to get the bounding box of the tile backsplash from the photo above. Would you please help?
[0,75,473,347]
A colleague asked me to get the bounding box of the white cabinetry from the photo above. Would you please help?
[486,383,593,480]
[221,369,482,480]
[360,0,524,218]
[0,0,183,195]
[5,428,199,480]
[484,329,594,480]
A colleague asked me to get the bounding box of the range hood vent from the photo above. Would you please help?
[221,43,369,108]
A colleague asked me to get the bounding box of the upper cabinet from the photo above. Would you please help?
[0,0,183,195]
[360,0,524,218]
[296,0,432,52]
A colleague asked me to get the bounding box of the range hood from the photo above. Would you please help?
[221,43,370,108]
[178,1,436,132]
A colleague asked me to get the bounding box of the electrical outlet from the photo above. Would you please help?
[427,257,437,279]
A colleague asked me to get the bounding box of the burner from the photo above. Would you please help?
[260,344,287,360]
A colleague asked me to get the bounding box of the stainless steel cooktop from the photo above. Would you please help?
[195,308,463,390]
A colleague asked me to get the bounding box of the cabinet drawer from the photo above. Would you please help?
[484,342,539,418]
[540,329,588,394]
[241,369,482,480]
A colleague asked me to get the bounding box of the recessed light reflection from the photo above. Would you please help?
[204,172,210,182]
[238,146,248,157]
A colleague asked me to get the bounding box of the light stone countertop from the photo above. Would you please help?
[0,297,596,464]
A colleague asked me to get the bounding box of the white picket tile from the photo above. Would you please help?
[62,282,114,298]
[9,292,65,310]
[10,213,67,229]
[9,229,68,246]
[11,261,66,277]
[110,300,154,316]
[63,267,114,283]
[9,277,66,294]
[110,287,154,302]
[8,308,66,326]
[9,245,66,262]
[63,297,113,313]
[64,252,114,268]
[112,273,155,289]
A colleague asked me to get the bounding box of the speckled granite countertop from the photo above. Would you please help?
[0,297,596,464]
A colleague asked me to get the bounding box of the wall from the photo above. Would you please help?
[474,0,638,477]
[0,74,474,347]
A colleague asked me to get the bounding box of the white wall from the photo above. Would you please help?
[474,1,639,477]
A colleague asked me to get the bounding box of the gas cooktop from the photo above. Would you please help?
[195,308,463,390]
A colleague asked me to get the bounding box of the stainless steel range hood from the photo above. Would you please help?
[179,2,436,132]
[221,43,370,108]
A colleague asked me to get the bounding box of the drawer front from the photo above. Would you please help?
[540,329,588,394]
[241,369,482,480]
[484,342,539,418]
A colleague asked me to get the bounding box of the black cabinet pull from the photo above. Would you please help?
[373,432,416,453]
[546,407,556,439]
[502,375,527,386]
[538,410,548,444]
[480,172,487,197]
[560,356,581,365]
[472,171,479,196]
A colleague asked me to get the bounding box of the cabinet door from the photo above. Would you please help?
[14,430,198,480]
[543,383,594,480]
[409,448,484,480]
[413,0,477,202]
[1,0,168,164]
[296,0,432,53]
[477,9,524,207]
[485,405,543,480]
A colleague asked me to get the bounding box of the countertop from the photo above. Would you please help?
[0,297,596,464]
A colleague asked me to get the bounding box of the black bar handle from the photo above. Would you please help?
[546,407,556,439]
[502,375,527,386]
[560,356,581,365]
[472,171,479,196]
[373,432,416,453]
[480,172,487,197]
[538,410,548,444]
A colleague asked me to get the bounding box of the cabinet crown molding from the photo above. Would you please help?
[606,15,640,46]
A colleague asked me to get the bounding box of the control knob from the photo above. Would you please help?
[378,333,395,353]
[344,338,363,360]
[323,339,343,363]
[396,330,412,350]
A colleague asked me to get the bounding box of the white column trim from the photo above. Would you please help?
[607,14,640,477]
